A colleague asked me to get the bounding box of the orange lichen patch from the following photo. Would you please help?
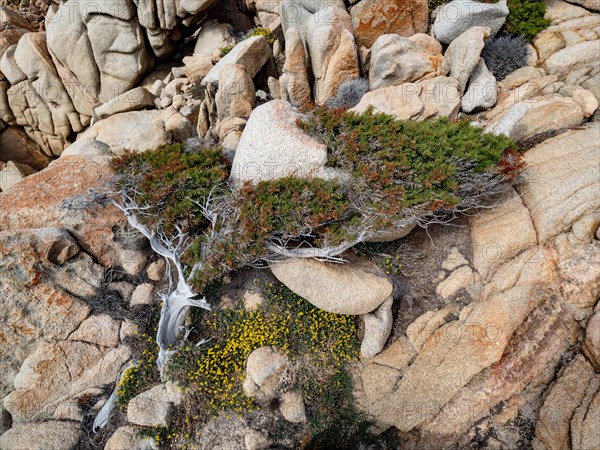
[11,324,35,337]
[0,332,9,344]
[0,155,126,268]
[46,291,72,308]
[351,0,429,48]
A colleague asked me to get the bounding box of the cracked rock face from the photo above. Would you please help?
[354,123,600,448]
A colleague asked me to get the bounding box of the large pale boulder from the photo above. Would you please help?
[461,58,497,113]
[516,123,600,243]
[432,0,509,44]
[352,77,461,121]
[202,35,272,86]
[80,0,152,103]
[0,421,81,450]
[45,1,100,117]
[243,346,290,402]
[369,34,444,90]
[78,110,171,155]
[194,19,234,61]
[230,100,333,185]
[350,0,429,48]
[127,384,174,427]
[215,64,255,121]
[281,2,361,103]
[269,256,393,315]
[444,26,490,94]
[279,27,312,106]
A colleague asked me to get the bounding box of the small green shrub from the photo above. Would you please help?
[219,45,234,57]
[112,143,229,231]
[116,331,159,406]
[245,26,276,45]
[299,107,522,228]
[505,0,550,42]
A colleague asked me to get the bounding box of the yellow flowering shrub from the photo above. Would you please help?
[160,281,361,449]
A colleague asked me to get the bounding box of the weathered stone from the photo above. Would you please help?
[279,391,307,423]
[571,384,600,450]
[127,384,173,427]
[444,26,490,94]
[0,228,91,397]
[60,139,111,157]
[78,110,171,155]
[0,155,147,280]
[69,313,120,348]
[5,342,131,423]
[0,160,34,191]
[93,87,155,122]
[432,0,508,44]
[279,27,311,107]
[558,243,600,312]
[516,123,600,244]
[105,426,159,450]
[559,85,599,118]
[0,126,50,171]
[305,6,360,102]
[507,96,585,141]
[442,247,470,271]
[243,346,290,401]
[470,188,537,281]
[535,355,596,450]
[230,100,333,185]
[584,310,600,369]
[436,265,476,298]
[146,259,166,281]
[320,29,361,102]
[544,40,600,80]
[461,58,497,113]
[270,256,393,315]
[350,0,429,48]
[81,1,151,103]
[367,247,557,432]
[361,296,394,358]
[194,19,234,61]
[421,292,579,444]
[130,283,156,306]
[352,77,461,121]
[369,34,444,90]
[0,421,81,450]
[215,64,255,121]
[202,36,271,86]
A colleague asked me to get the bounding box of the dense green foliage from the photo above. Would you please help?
[505,0,550,41]
[112,143,228,231]
[299,107,520,228]
[113,109,521,291]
